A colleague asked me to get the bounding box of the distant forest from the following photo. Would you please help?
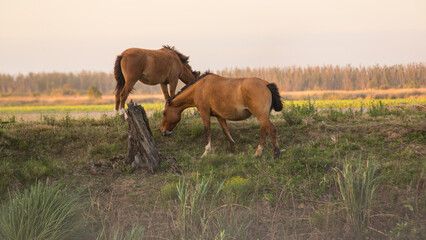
[0,64,424,96]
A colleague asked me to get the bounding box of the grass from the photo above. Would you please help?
[0,103,165,114]
[0,181,84,240]
[334,158,379,238]
[171,176,251,239]
[96,225,145,240]
[283,97,426,109]
[0,114,128,194]
[0,98,425,239]
[280,88,426,100]
[0,98,424,115]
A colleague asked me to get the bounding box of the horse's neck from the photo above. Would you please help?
[172,86,196,111]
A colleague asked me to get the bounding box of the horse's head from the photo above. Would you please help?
[161,103,181,136]
[163,45,199,83]
[181,63,200,83]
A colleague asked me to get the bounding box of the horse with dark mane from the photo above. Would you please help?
[161,72,283,159]
[114,45,200,114]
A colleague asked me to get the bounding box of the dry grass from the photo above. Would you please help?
[0,94,165,107]
[282,88,426,100]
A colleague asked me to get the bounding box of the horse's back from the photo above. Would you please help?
[119,47,181,84]
[196,75,272,120]
[121,47,159,56]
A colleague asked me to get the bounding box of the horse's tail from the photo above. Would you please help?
[267,83,283,112]
[114,55,125,94]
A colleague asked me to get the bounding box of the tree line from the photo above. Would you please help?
[0,64,424,96]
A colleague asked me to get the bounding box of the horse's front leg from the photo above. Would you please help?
[200,112,211,158]
[168,79,178,99]
[160,83,171,103]
[217,117,235,153]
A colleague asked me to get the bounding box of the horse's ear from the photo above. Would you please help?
[193,71,200,78]
[182,56,189,63]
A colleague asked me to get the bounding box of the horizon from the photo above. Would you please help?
[1,0,426,75]
[2,62,426,76]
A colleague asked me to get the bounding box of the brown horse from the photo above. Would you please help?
[114,45,199,114]
[161,72,283,159]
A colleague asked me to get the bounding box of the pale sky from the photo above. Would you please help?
[1,0,425,74]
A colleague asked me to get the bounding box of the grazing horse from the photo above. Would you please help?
[161,72,283,159]
[114,45,199,114]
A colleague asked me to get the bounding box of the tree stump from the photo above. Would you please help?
[126,101,161,172]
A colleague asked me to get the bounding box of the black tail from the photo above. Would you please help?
[114,55,125,94]
[267,83,283,112]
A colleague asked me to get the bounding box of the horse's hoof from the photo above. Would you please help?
[274,148,280,159]
[254,145,263,157]
[161,130,173,136]
[201,151,210,158]
[254,151,262,157]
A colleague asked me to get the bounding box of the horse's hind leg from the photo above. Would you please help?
[255,119,268,157]
[217,117,235,153]
[119,78,137,115]
[115,90,121,113]
[266,120,280,159]
[255,118,280,159]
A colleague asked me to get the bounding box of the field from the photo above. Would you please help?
[0,88,425,107]
[1,97,425,119]
[0,99,425,239]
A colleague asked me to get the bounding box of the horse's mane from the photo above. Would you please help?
[162,45,189,64]
[171,71,212,101]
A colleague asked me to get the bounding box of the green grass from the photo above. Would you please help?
[0,181,84,240]
[96,224,145,240]
[0,99,425,239]
[0,114,128,194]
[334,158,379,238]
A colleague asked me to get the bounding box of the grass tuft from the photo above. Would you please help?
[171,176,252,239]
[0,181,84,240]
[334,157,379,238]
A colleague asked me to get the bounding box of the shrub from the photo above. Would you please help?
[282,97,317,125]
[87,85,102,99]
[367,100,389,117]
[222,176,251,202]
[161,181,178,201]
[51,84,79,96]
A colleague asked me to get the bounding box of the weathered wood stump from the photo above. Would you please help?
[126,101,161,172]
